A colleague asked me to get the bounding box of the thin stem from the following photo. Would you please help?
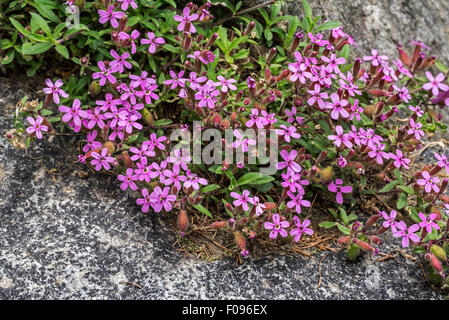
[212,0,276,28]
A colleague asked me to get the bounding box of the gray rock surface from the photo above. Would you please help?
[246,0,449,64]
[0,78,445,299]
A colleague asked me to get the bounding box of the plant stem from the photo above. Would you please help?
[212,0,276,28]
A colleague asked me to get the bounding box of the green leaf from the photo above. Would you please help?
[264,29,273,41]
[9,17,29,36]
[435,60,448,73]
[397,185,415,194]
[236,173,274,187]
[319,221,336,229]
[302,0,313,20]
[396,192,408,210]
[55,44,69,59]
[30,12,52,38]
[339,44,350,61]
[337,223,351,236]
[22,42,54,55]
[153,119,173,126]
[313,20,342,32]
[192,203,213,218]
[379,180,400,192]
[339,207,349,225]
[201,184,220,193]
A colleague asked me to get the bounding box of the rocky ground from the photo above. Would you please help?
[0,76,446,299]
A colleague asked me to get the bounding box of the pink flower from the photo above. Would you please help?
[216,75,237,92]
[418,212,440,233]
[90,148,115,171]
[230,190,255,211]
[149,186,177,213]
[119,30,140,54]
[118,168,138,191]
[232,129,256,152]
[393,221,420,248]
[141,32,165,54]
[423,72,449,96]
[284,107,304,125]
[286,191,311,214]
[110,49,132,73]
[327,93,349,120]
[389,149,411,170]
[92,61,117,86]
[381,210,398,233]
[328,125,353,149]
[98,6,125,28]
[83,130,102,152]
[117,0,137,11]
[417,171,440,193]
[363,49,388,67]
[328,179,352,204]
[136,188,151,213]
[195,80,220,109]
[144,133,167,151]
[277,149,302,173]
[167,148,191,171]
[184,170,208,190]
[174,7,198,34]
[43,79,69,104]
[307,84,328,109]
[407,118,424,140]
[264,214,290,239]
[434,153,449,174]
[349,99,363,121]
[163,166,187,191]
[276,125,301,142]
[164,70,187,89]
[393,85,411,103]
[321,53,346,73]
[290,217,314,242]
[96,93,122,112]
[368,143,389,165]
[59,99,88,128]
[26,116,48,139]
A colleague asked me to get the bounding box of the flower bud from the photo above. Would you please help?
[121,151,133,168]
[210,221,227,229]
[397,44,411,66]
[264,202,276,211]
[426,253,443,274]
[89,81,101,97]
[320,166,333,183]
[142,107,154,126]
[338,236,350,244]
[206,33,218,47]
[353,238,374,252]
[234,231,249,257]
[431,245,447,261]
[267,48,277,63]
[103,141,115,154]
[369,235,383,245]
[244,21,256,37]
[177,209,189,237]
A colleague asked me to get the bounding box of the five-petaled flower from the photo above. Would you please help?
[264,214,290,239]
[26,116,48,139]
[328,179,352,204]
[290,217,314,242]
[423,72,449,96]
[418,212,440,233]
[174,7,198,34]
[91,148,115,171]
[393,221,420,248]
[230,190,254,211]
[417,171,440,193]
[43,79,68,104]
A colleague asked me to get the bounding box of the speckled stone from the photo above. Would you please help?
[0,78,445,299]
[245,0,449,64]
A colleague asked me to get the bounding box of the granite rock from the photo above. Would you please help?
[245,0,449,64]
[0,77,445,299]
